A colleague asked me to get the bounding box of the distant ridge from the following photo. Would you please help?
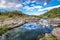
[39,7,60,18]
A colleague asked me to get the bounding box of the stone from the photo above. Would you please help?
[0,18,25,29]
[45,33,52,38]
[51,28,60,40]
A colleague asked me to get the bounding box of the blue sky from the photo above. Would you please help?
[0,0,60,15]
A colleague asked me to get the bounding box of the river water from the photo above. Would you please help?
[0,23,53,40]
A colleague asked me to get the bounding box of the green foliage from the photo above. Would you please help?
[42,37,57,40]
[0,23,9,35]
[0,10,28,18]
[40,7,60,18]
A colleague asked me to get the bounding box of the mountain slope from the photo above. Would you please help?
[40,7,60,18]
[0,10,29,18]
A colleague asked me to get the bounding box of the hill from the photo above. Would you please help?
[0,10,40,19]
[39,7,60,18]
[0,10,29,18]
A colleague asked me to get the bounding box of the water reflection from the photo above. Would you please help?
[5,23,53,40]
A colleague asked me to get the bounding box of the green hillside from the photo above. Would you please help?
[0,11,29,18]
[40,7,60,18]
[0,10,40,19]
[0,7,60,19]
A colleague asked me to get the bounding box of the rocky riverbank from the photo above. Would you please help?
[0,17,39,29]
[0,18,26,35]
[0,18,60,29]
[0,18,60,40]
[38,27,60,40]
[0,18,25,29]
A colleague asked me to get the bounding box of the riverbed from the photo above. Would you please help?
[0,23,53,40]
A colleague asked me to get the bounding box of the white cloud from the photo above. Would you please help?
[23,0,35,5]
[34,11,47,15]
[31,1,35,3]
[44,5,60,11]
[34,6,42,9]
[0,0,23,9]
[0,0,6,8]
[25,0,31,4]
[6,2,15,8]
[38,5,60,12]
[23,5,42,11]
[36,10,47,15]
[0,0,60,15]
[31,4,35,6]
[1,0,6,4]
[44,2,47,6]
[0,5,6,8]
[16,4,23,8]
[23,2,27,5]
[23,6,31,10]
[34,5,60,15]
[22,0,35,5]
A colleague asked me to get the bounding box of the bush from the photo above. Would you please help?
[42,37,57,40]
[0,23,9,35]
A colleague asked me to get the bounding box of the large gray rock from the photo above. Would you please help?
[45,33,52,38]
[0,35,6,40]
[0,18,25,29]
[51,28,60,40]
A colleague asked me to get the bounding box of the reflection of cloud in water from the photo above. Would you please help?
[5,23,53,40]
[21,23,43,30]
[21,23,53,33]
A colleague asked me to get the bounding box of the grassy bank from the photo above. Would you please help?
[0,23,9,35]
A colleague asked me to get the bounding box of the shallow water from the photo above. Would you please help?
[0,23,53,40]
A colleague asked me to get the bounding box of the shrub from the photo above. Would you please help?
[42,37,57,40]
[0,23,9,35]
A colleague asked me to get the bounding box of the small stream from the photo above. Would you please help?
[0,19,53,40]
[0,23,53,40]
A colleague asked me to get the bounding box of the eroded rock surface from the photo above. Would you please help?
[51,28,60,40]
[0,18,25,29]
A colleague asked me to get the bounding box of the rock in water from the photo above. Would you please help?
[45,33,52,38]
[0,35,6,40]
[51,28,60,40]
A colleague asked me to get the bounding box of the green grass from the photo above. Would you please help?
[39,7,60,18]
[42,37,57,40]
[0,23,9,35]
[0,15,9,18]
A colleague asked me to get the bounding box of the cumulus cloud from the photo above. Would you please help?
[6,0,23,4]
[36,0,51,5]
[0,0,60,15]
[35,5,60,15]
[0,0,52,9]
[44,5,60,11]
[1,0,6,4]
[34,11,47,15]
[31,0,35,3]
[22,0,35,5]
[0,0,6,8]
[44,2,47,5]
[22,0,51,5]
[16,4,23,8]
[0,0,23,9]
[38,5,60,12]
[23,5,42,11]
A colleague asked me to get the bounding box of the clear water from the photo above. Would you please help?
[4,23,53,40]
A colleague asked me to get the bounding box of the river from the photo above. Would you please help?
[0,22,53,40]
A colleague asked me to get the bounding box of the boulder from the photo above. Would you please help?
[0,18,25,29]
[45,33,52,38]
[51,28,60,40]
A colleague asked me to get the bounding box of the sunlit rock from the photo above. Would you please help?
[52,28,60,40]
